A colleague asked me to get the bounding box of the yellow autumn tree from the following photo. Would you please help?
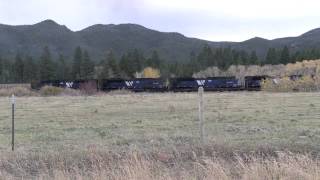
[142,67,161,78]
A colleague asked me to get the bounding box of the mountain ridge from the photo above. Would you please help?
[0,19,320,61]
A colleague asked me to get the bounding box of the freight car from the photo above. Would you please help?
[169,78,204,92]
[101,79,128,91]
[129,78,167,92]
[245,76,268,90]
[204,77,242,91]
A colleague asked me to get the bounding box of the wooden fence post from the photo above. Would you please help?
[198,87,204,144]
[11,94,15,151]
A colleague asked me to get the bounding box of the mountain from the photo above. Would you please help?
[0,19,320,61]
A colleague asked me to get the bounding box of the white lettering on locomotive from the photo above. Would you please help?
[125,81,133,87]
[66,82,74,88]
[196,80,205,86]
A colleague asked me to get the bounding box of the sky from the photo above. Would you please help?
[0,0,320,42]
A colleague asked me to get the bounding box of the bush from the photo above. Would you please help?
[262,75,318,92]
[40,86,64,96]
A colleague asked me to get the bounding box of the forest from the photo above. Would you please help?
[1,45,320,83]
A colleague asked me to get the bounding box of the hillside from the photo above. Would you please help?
[1,19,320,61]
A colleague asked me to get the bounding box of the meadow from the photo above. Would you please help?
[1,92,320,179]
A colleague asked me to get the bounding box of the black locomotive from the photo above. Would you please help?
[33,76,268,92]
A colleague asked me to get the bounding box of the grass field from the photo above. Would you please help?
[0,92,320,152]
[1,92,320,179]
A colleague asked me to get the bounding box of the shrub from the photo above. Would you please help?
[39,86,64,96]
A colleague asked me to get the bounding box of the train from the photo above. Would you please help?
[32,76,269,92]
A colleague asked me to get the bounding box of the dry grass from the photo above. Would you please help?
[0,87,37,97]
[0,150,319,179]
[0,92,320,151]
[0,92,319,179]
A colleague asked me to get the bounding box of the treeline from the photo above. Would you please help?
[1,45,320,83]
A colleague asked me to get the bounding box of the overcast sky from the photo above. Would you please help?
[0,0,320,42]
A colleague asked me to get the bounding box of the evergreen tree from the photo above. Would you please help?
[130,49,143,73]
[266,48,278,64]
[100,51,119,79]
[13,54,24,83]
[23,56,38,82]
[119,54,130,78]
[81,51,94,79]
[72,46,82,79]
[0,57,2,83]
[280,46,290,64]
[147,50,161,68]
[188,51,200,75]
[56,54,70,80]
[1,58,13,83]
[219,48,233,69]
[249,51,259,65]
[198,45,214,68]
[39,46,55,81]
[239,50,250,65]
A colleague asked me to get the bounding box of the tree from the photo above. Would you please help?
[130,49,143,73]
[198,45,214,68]
[239,50,250,65]
[56,54,70,80]
[39,46,55,81]
[23,56,38,82]
[0,57,3,83]
[99,51,119,79]
[119,55,130,78]
[280,46,290,64]
[147,50,161,68]
[72,46,82,79]
[266,48,278,65]
[249,51,259,65]
[142,67,160,78]
[81,51,94,79]
[13,54,24,83]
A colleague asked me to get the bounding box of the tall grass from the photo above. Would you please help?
[0,149,319,179]
[0,87,37,97]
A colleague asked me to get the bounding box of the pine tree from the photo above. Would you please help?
[23,56,38,82]
[266,48,278,64]
[119,55,130,78]
[147,50,161,68]
[131,49,143,73]
[13,54,24,83]
[249,51,259,65]
[100,51,116,79]
[1,58,13,83]
[239,50,250,65]
[56,54,70,80]
[219,48,233,70]
[72,46,82,79]
[280,46,290,64]
[81,51,94,79]
[198,45,214,68]
[39,46,55,81]
[0,57,3,83]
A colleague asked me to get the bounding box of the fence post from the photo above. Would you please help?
[198,87,204,144]
[11,94,15,151]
